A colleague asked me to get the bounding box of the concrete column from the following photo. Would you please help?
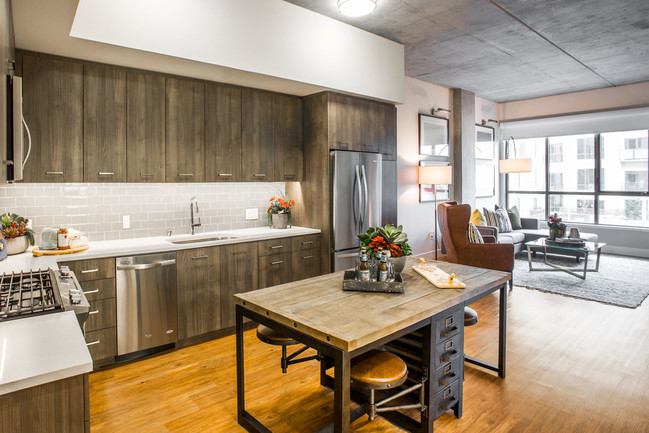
[451,88,476,205]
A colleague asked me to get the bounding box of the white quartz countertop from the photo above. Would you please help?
[0,311,93,395]
[0,226,321,274]
[0,226,320,395]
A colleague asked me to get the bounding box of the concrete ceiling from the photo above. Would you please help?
[284,0,649,103]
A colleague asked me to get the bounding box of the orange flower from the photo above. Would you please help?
[269,196,276,202]
[289,199,295,206]
[278,198,285,204]
[282,203,289,209]
[369,236,388,252]
[388,243,402,257]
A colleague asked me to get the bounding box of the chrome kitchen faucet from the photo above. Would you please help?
[190,196,202,235]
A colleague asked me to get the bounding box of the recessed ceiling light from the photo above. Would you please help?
[338,0,377,17]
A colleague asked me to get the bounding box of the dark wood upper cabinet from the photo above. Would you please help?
[220,242,258,329]
[205,83,242,182]
[126,70,165,182]
[379,103,397,161]
[84,63,126,182]
[241,89,274,182]
[21,53,83,182]
[273,93,303,182]
[165,78,205,182]
[329,93,382,153]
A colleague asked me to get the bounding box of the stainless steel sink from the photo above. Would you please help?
[166,234,239,245]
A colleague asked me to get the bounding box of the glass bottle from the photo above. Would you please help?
[378,252,388,282]
[359,248,370,281]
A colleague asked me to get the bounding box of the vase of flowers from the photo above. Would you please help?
[547,213,566,240]
[1,213,35,255]
[357,224,412,273]
[267,195,295,229]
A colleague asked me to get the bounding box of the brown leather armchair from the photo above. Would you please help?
[437,201,514,288]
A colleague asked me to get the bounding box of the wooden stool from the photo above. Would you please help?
[350,349,426,421]
[256,324,319,373]
[464,307,478,327]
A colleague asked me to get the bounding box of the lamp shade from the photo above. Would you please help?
[418,165,452,185]
[499,158,531,174]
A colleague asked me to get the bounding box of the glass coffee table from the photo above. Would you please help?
[525,238,605,280]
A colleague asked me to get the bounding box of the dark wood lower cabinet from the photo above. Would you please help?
[220,242,258,329]
[291,248,321,281]
[258,252,292,289]
[0,374,89,433]
[85,328,117,365]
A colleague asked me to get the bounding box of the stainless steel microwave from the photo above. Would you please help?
[2,73,30,183]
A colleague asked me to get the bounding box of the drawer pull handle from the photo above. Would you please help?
[178,173,194,177]
[218,173,233,177]
[98,172,114,176]
[192,255,208,260]
[89,310,99,315]
[270,245,283,249]
[440,373,456,386]
[441,350,457,363]
[253,173,266,178]
[270,260,283,265]
[284,174,295,179]
[86,340,101,347]
[81,269,99,274]
[83,289,99,295]
[140,173,154,177]
[338,141,349,146]
[439,397,456,411]
[45,171,63,175]
[301,241,313,245]
[440,326,457,338]
[301,255,313,260]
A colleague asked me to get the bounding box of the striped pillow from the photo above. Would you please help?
[467,223,484,243]
[495,208,513,233]
[482,208,500,231]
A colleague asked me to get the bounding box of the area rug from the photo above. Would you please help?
[513,253,649,308]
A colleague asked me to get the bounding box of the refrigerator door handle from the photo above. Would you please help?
[353,165,362,230]
[360,164,369,230]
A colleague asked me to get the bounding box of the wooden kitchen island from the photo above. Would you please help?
[234,258,510,433]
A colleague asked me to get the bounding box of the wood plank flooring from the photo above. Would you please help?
[89,286,649,432]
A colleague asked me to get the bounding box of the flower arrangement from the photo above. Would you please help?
[1,213,35,245]
[547,213,566,239]
[357,224,412,258]
[267,195,295,214]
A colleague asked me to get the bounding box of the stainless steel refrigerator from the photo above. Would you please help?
[331,150,382,271]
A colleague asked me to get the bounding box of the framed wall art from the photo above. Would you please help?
[419,114,449,157]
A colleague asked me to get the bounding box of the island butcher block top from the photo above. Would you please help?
[234,257,510,352]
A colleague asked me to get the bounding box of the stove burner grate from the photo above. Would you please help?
[0,269,64,321]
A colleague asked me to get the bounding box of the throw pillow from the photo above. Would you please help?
[495,204,523,230]
[470,209,486,226]
[495,208,513,233]
[482,207,500,231]
[467,223,484,244]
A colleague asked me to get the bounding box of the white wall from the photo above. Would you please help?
[474,97,501,212]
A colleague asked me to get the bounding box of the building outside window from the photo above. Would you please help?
[577,169,594,191]
[549,142,563,163]
[577,137,594,160]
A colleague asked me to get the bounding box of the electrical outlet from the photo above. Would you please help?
[122,215,130,229]
[245,208,259,220]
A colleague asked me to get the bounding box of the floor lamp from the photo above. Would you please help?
[418,165,453,261]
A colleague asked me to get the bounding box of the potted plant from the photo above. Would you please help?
[1,213,35,255]
[267,195,295,229]
[357,224,412,273]
[547,213,566,240]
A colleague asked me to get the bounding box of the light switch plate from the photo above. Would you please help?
[245,208,259,220]
[122,215,130,229]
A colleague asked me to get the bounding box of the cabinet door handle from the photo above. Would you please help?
[270,260,283,265]
[301,255,313,260]
[361,143,371,147]
[83,289,99,295]
[89,310,99,315]
[86,340,100,347]
[140,173,154,177]
[98,172,114,176]
[270,245,283,249]
[218,173,233,177]
[253,173,266,178]
[192,255,208,260]
[81,268,99,274]
[284,174,295,180]
[301,241,313,245]
[338,141,349,146]
[45,171,63,175]
[178,173,194,177]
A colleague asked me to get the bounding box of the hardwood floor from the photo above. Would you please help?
[89,287,649,432]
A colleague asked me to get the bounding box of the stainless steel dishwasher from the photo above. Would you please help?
[116,252,177,356]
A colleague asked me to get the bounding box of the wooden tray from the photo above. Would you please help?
[412,265,466,289]
[32,245,89,257]
[342,270,404,293]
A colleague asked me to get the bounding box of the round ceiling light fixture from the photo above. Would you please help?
[338,0,377,17]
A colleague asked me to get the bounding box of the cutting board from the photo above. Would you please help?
[412,265,466,289]
[32,245,89,257]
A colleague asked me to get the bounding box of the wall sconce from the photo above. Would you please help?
[431,107,451,117]
[499,136,531,174]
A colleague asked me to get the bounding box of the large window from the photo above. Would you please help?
[507,130,649,228]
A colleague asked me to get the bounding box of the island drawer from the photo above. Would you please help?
[79,278,116,302]
[85,327,117,363]
[85,298,117,332]
[433,356,462,388]
[433,380,460,419]
[64,257,116,282]
[434,307,463,344]
[291,235,321,252]
[258,238,293,256]
[434,333,461,370]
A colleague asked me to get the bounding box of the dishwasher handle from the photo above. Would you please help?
[116,259,176,271]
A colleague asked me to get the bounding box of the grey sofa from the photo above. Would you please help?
[477,218,599,260]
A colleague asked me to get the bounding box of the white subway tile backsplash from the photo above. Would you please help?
[1,182,285,244]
